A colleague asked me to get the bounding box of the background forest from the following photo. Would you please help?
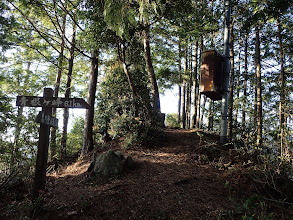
[0,0,293,216]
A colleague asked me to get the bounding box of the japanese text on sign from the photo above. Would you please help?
[35,111,58,128]
[16,96,90,109]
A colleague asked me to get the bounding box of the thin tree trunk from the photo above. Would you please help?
[60,22,76,160]
[191,41,198,128]
[195,89,201,128]
[81,50,99,157]
[227,19,234,140]
[277,17,286,156]
[182,41,189,129]
[181,81,186,129]
[186,81,190,129]
[209,1,216,131]
[242,33,248,132]
[124,64,137,98]
[196,37,204,128]
[200,96,207,129]
[211,0,215,48]
[234,40,241,122]
[255,26,262,147]
[178,39,182,124]
[50,14,67,159]
[117,43,137,99]
[186,41,192,129]
[189,41,193,128]
[207,99,213,131]
[143,24,160,113]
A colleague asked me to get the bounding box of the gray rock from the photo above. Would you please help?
[124,156,133,169]
[94,149,123,176]
[115,150,124,160]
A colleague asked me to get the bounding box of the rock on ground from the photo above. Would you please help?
[93,149,133,177]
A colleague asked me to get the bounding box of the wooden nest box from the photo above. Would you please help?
[200,50,224,100]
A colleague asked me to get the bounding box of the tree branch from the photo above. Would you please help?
[7,0,62,55]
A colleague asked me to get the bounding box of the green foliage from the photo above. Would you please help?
[238,194,277,220]
[78,0,115,51]
[251,153,293,203]
[95,64,162,147]
[0,91,14,133]
[67,116,84,155]
[165,113,179,128]
[0,1,19,57]
[103,0,137,40]
[103,0,166,41]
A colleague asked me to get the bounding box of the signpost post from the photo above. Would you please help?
[16,88,90,202]
[32,88,53,200]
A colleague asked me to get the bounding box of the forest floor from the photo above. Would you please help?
[1,128,293,219]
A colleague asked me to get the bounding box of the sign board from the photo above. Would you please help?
[19,88,91,202]
[16,96,90,109]
[35,111,58,128]
[200,50,224,100]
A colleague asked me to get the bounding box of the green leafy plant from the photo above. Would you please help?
[95,64,162,148]
[165,113,180,128]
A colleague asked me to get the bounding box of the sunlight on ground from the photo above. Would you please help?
[49,160,90,178]
[128,149,189,165]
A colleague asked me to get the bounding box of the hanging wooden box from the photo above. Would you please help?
[200,50,224,100]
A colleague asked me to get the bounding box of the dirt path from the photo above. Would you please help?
[39,129,249,219]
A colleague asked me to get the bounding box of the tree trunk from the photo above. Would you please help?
[255,26,262,148]
[200,95,207,129]
[227,19,234,140]
[191,41,198,128]
[81,50,99,157]
[60,22,76,160]
[234,39,241,122]
[178,39,182,124]
[208,0,215,131]
[211,0,215,48]
[143,24,161,113]
[117,42,137,99]
[50,14,67,159]
[277,17,286,156]
[186,41,192,129]
[195,86,201,128]
[242,33,248,132]
[181,41,189,129]
[188,41,193,129]
[124,64,137,97]
[186,84,190,128]
[181,82,186,129]
[196,37,204,128]
[207,99,213,131]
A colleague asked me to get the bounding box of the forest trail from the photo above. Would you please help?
[4,128,288,220]
[38,129,252,220]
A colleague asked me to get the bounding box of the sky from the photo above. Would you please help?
[160,88,178,114]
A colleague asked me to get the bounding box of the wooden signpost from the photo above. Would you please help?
[16,88,89,201]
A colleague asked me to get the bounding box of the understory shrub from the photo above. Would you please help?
[94,64,162,148]
[165,113,179,128]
